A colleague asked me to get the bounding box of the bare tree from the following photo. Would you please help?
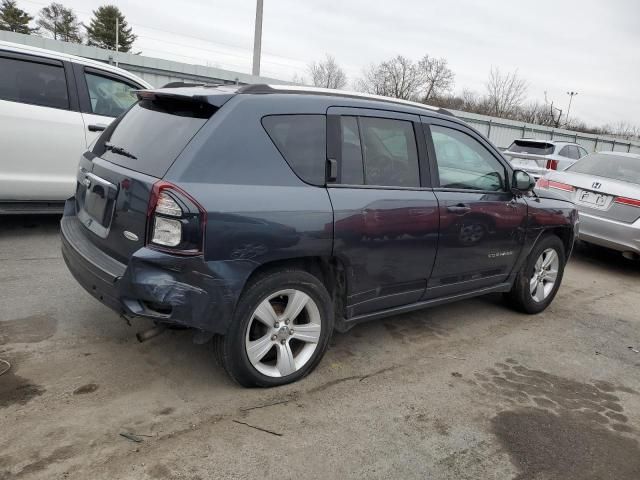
[355,55,424,100]
[418,55,454,101]
[307,54,347,89]
[607,121,640,140]
[485,67,528,118]
[291,73,306,85]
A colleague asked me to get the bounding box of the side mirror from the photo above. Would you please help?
[512,170,536,192]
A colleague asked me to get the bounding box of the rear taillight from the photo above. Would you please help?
[546,159,559,170]
[147,181,206,255]
[614,197,640,208]
[536,178,550,189]
[548,180,575,192]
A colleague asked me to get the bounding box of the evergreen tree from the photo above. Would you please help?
[37,2,81,43]
[0,0,38,34]
[85,5,135,52]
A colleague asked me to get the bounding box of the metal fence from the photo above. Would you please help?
[451,109,640,155]
[2,30,639,155]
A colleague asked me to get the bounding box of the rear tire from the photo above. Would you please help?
[505,235,565,314]
[215,269,334,387]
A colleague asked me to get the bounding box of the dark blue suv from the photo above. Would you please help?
[61,84,578,387]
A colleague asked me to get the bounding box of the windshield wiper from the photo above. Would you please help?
[104,142,137,160]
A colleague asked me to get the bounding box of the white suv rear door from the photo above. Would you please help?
[0,52,85,202]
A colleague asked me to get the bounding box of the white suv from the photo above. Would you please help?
[503,139,589,179]
[0,41,151,213]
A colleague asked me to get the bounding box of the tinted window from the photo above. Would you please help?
[0,57,68,109]
[558,145,580,159]
[359,117,419,187]
[507,140,554,155]
[571,146,581,159]
[578,146,588,158]
[95,98,215,177]
[85,72,138,117]
[567,154,640,185]
[339,116,364,184]
[262,115,326,185]
[431,125,506,191]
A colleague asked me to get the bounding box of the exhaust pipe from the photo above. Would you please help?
[622,251,639,261]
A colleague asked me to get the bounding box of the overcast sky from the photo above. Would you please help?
[22,0,640,127]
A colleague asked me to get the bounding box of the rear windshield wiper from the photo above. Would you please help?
[104,142,137,160]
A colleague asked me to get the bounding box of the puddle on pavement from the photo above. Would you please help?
[492,408,640,480]
[475,359,640,479]
[0,370,45,408]
[0,314,57,345]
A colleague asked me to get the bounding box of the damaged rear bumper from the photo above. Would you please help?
[61,213,242,333]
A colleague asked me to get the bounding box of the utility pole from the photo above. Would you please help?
[252,0,264,77]
[115,16,119,67]
[566,91,578,125]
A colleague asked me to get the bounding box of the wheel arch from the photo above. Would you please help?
[240,255,349,327]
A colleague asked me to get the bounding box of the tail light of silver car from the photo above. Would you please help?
[536,178,575,192]
[545,159,559,170]
[147,181,206,255]
[614,196,640,208]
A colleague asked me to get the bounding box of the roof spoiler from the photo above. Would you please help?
[134,87,235,108]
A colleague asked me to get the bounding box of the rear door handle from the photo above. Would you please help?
[326,158,338,182]
[447,204,471,214]
[88,124,107,132]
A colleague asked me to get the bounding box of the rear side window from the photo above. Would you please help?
[507,140,554,155]
[85,72,138,117]
[95,98,215,177]
[262,115,326,186]
[559,146,581,159]
[0,56,68,109]
[336,116,420,188]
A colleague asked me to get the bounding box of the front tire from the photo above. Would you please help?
[505,235,566,314]
[215,269,334,387]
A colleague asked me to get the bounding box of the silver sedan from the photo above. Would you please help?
[536,151,640,259]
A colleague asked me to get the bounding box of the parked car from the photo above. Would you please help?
[61,84,578,387]
[504,139,589,179]
[537,151,640,259]
[0,41,151,214]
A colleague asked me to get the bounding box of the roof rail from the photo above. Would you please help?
[237,84,454,116]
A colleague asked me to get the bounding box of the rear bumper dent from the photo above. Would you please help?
[61,207,241,333]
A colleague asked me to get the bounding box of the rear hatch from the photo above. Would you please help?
[504,140,555,176]
[74,93,219,262]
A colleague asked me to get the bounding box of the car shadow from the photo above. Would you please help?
[570,242,639,276]
[0,214,62,237]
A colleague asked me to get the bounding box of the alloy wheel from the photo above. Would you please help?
[245,289,322,377]
[530,248,559,302]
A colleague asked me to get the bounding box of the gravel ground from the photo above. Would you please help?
[1,215,639,480]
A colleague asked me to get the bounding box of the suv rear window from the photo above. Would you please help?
[262,115,326,186]
[95,98,215,177]
[567,154,640,185]
[507,140,554,155]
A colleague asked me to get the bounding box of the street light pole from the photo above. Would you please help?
[566,91,578,125]
[252,0,264,77]
[115,16,119,67]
